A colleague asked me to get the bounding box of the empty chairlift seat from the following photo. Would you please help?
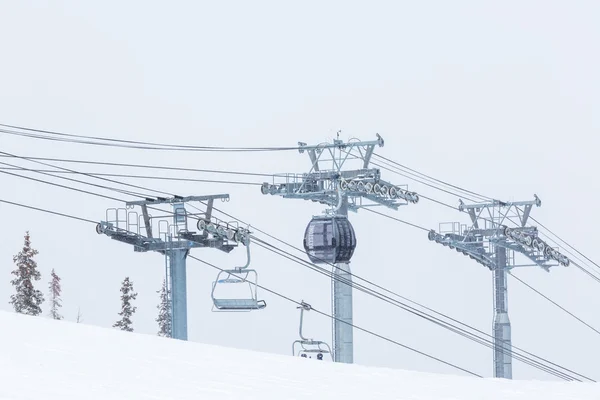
[213,297,266,311]
[210,242,267,312]
[292,301,332,361]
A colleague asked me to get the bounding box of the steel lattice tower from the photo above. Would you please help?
[261,134,419,363]
[96,194,249,340]
[427,195,570,378]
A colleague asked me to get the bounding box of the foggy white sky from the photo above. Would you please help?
[0,1,599,381]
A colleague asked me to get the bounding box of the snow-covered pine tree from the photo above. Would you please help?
[113,276,137,332]
[48,268,63,320]
[9,231,44,315]
[156,278,172,337]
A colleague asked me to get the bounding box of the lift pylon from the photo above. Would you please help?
[96,194,252,341]
[261,134,419,364]
[427,195,570,379]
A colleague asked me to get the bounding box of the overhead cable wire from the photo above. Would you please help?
[0,166,592,382]
[0,159,185,225]
[347,152,469,211]
[0,194,482,379]
[9,150,600,350]
[0,161,481,357]
[364,202,600,293]
[372,153,495,202]
[371,151,600,289]
[0,185,587,380]
[197,203,591,381]
[508,271,600,336]
[0,168,264,186]
[0,124,302,152]
[533,227,600,285]
[9,123,598,280]
[361,207,430,232]
[188,254,483,378]
[3,165,567,381]
[0,151,170,199]
[367,206,600,349]
[529,215,600,273]
[368,158,483,210]
[366,202,600,343]
[568,261,600,285]
[534,237,600,285]
[373,150,600,286]
[0,198,97,224]
[0,152,265,242]
[2,149,595,379]
[249,236,589,382]
[0,157,246,241]
[251,239,580,380]
[0,162,205,231]
[0,154,281,178]
[505,206,600,286]
[0,167,128,202]
[523,215,600,281]
[348,148,486,203]
[370,158,481,202]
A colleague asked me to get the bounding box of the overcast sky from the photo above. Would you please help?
[1,1,599,381]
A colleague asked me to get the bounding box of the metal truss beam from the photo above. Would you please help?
[261,134,419,366]
[126,194,230,207]
[97,194,244,342]
[297,134,383,153]
[261,137,420,212]
[429,194,570,379]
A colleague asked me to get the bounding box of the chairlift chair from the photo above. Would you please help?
[210,238,266,312]
[292,301,333,361]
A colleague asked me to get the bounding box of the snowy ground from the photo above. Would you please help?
[0,311,597,400]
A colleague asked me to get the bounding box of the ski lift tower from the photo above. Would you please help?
[96,194,250,341]
[260,133,420,364]
[427,195,571,379]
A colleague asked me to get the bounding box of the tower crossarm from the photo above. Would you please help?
[499,225,570,267]
[265,134,417,207]
[458,195,541,228]
[262,168,380,197]
[428,229,495,269]
[125,194,229,207]
[297,135,384,153]
[260,134,419,212]
[96,220,234,253]
[458,195,541,211]
[491,239,554,271]
[96,220,159,252]
[297,134,384,173]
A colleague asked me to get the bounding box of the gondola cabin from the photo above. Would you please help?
[303,215,357,264]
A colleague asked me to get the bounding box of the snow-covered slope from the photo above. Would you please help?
[0,311,597,400]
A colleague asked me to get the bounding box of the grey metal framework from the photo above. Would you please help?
[261,134,419,363]
[427,195,570,379]
[96,194,254,340]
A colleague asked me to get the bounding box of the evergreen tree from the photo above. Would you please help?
[156,278,172,337]
[9,231,44,315]
[48,268,63,320]
[113,277,137,332]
